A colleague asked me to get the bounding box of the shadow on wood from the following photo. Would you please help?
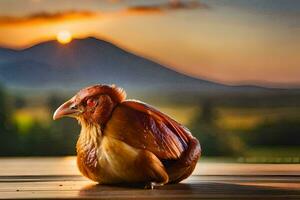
[78,180,300,199]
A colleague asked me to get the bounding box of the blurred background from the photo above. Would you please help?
[0,0,299,163]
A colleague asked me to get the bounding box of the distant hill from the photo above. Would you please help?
[0,37,286,94]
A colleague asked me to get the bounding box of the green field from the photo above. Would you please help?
[13,104,300,129]
[3,90,300,160]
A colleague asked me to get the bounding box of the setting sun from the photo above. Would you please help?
[56,30,72,44]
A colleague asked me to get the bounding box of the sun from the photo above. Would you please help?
[56,30,72,44]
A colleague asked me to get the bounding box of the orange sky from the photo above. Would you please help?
[0,0,299,87]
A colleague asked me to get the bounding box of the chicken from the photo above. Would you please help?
[53,84,201,188]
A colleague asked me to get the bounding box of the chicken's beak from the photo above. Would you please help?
[53,99,81,120]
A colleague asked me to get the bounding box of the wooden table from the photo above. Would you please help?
[0,157,299,199]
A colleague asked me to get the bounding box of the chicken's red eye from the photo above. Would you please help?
[87,99,96,107]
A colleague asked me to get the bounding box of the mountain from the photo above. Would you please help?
[0,37,281,94]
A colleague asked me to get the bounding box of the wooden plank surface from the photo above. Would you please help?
[0,157,299,199]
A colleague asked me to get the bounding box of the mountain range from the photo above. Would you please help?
[0,37,290,94]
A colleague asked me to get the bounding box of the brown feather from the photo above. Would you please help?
[56,84,200,185]
[79,84,126,103]
[104,100,193,160]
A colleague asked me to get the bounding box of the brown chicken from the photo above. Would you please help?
[53,84,201,188]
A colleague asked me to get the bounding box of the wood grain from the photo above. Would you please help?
[0,157,299,199]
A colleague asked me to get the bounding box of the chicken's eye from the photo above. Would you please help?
[86,98,97,107]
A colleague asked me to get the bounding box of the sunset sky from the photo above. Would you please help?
[0,0,299,87]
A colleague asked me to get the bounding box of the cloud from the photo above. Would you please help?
[124,5,163,14]
[0,10,98,26]
[0,1,208,26]
[167,0,209,9]
[125,0,209,13]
